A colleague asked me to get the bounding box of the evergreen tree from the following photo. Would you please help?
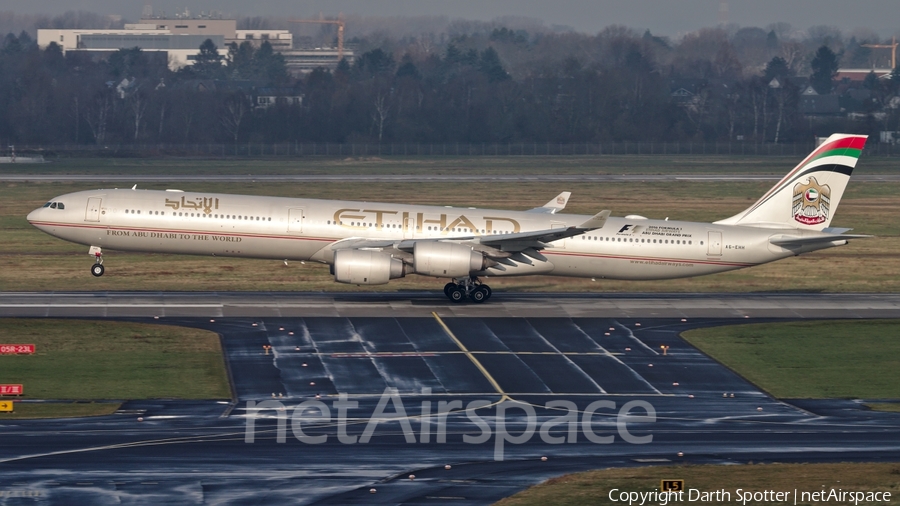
[354,48,394,76]
[763,56,791,82]
[478,47,509,82]
[252,41,289,84]
[396,54,419,79]
[226,41,256,79]
[810,45,839,94]
[193,38,224,79]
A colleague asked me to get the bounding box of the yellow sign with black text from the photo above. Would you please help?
[661,479,684,492]
[0,400,13,412]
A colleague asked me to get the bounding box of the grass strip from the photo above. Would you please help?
[497,462,900,506]
[681,320,900,399]
[0,319,231,401]
[0,402,121,419]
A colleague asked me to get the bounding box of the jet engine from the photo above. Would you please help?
[333,249,407,285]
[413,242,486,278]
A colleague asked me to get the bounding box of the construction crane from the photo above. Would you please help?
[288,16,345,60]
[862,36,898,70]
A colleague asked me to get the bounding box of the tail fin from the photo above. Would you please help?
[714,133,867,230]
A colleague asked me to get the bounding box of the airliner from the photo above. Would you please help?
[27,133,869,303]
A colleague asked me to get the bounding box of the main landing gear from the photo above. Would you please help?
[89,246,105,277]
[443,277,492,304]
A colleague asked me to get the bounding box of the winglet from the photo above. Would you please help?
[527,191,571,214]
[578,210,611,229]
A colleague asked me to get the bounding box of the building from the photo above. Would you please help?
[836,68,893,82]
[254,87,303,109]
[37,15,352,74]
[282,48,352,74]
[37,17,293,70]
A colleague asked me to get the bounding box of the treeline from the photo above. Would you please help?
[1,25,899,147]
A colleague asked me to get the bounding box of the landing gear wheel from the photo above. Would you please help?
[470,286,488,303]
[481,285,492,300]
[444,282,457,297]
[448,287,465,303]
[91,264,105,277]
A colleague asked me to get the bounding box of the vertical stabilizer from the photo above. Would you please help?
[714,133,867,230]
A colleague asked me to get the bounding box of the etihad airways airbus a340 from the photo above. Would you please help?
[28,133,869,303]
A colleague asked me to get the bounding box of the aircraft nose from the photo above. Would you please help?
[27,208,40,223]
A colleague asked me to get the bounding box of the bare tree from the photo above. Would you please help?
[220,92,247,143]
[71,96,79,143]
[84,91,110,144]
[780,41,805,74]
[129,89,147,141]
[157,100,167,140]
[773,87,786,144]
[372,92,391,142]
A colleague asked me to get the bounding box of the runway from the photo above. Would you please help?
[3,173,900,183]
[3,291,900,319]
[1,293,899,505]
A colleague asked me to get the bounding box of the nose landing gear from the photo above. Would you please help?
[89,246,105,277]
[444,277,492,303]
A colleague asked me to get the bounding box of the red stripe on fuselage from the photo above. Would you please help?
[27,221,338,243]
[542,251,755,268]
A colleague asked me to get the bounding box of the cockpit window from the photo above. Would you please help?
[57,203,65,209]
[50,202,57,209]
[42,202,52,208]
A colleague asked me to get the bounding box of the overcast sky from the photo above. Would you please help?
[4,0,899,36]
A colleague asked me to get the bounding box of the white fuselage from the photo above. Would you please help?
[27,188,834,281]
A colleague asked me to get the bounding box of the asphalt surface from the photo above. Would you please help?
[3,291,900,319]
[3,173,900,183]
[1,294,899,505]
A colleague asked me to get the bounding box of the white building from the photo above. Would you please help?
[37,20,293,70]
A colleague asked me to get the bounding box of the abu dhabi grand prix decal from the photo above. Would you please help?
[792,176,831,225]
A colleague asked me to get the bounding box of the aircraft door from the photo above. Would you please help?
[403,217,416,239]
[551,222,567,248]
[707,230,723,256]
[85,197,102,222]
[288,208,305,233]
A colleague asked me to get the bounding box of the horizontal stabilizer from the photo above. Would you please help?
[770,233,871,247]
[527,191,571,214]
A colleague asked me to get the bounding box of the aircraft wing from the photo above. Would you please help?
[769,233,871,247]
[329,210,611,257]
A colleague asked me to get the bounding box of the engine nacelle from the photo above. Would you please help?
[414,242,485,278]
[333,249,406,285]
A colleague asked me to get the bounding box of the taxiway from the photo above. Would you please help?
[1,293,899,505]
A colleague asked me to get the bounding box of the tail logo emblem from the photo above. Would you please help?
[792,176,831,225]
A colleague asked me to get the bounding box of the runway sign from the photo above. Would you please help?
[0,400,12,412]
[0,344,34,354]
[661,479,685,492]
[0,385,23,396]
